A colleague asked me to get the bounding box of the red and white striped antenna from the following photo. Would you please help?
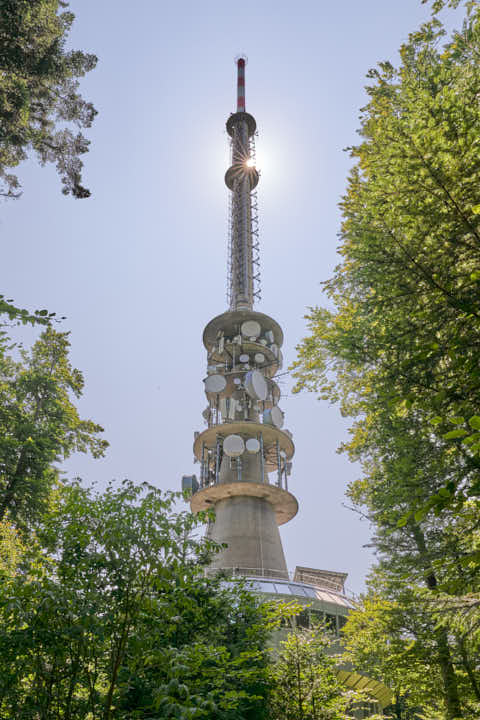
[235,54,248,112]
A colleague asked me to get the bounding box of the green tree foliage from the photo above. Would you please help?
[292,3,480,718]
[422,0,464,12]
[268,626,362,720]
[0,481,275,719]
[0,0,97,198]
[342,589,478,720]
[0,294,58,327]
[293,2,480,514]
[0,518,23,575]
[0,326,107,526]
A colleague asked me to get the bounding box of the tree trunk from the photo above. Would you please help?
[103,609,131,720]
[458,636,480,702]
[295,634,304,720]
[411,525,462,720]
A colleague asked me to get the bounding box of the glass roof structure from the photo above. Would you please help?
[244,577,354,610]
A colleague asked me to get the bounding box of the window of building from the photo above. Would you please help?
[310,609,323,627]
[324,613,337,634]
[295,609,309,629]
[289,584,307,596]
[357,701,380,718]
[279,614,293,628]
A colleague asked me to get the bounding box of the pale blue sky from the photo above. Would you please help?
[1,1,463,592]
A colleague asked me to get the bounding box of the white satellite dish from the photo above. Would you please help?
[204,374,227,393]
[246,438,260,453]
[271,406,284,428]
[233,377,242,385]
[263,406,284,428]
[241,320,261,337]
[239,353,249,363]
[254,353,265,364]
[223,434,245,457]
[244,370,268,401]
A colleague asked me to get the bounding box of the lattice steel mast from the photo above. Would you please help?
[225,57,261,310]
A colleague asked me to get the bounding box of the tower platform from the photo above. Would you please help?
[190,480,298,525]
[193,421,294,462]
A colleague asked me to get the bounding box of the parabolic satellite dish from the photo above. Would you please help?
[244,370,268,401]
[204,374,227,393]
[254,353,265,364]
[246,438,260,453]
[223,434,245,457]
[239,353,249,363]
[263,406,284,428]
[241,320,261,338]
